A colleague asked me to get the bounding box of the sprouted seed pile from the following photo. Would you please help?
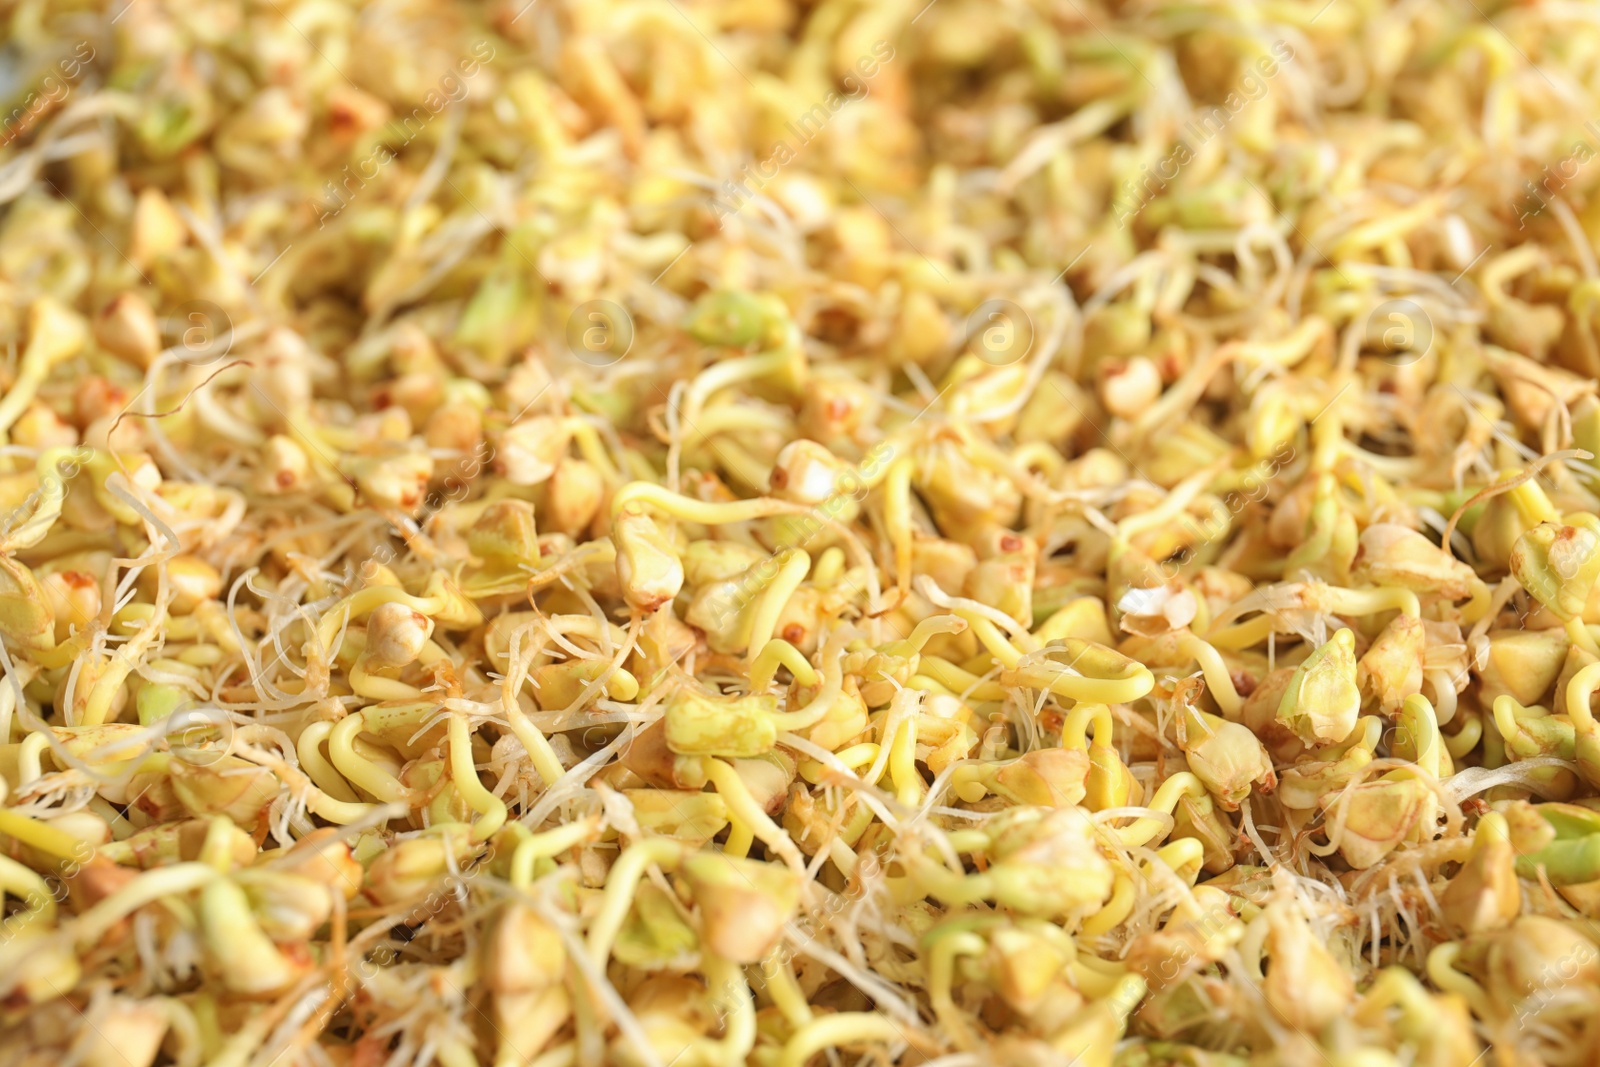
[12,1,1600,1066]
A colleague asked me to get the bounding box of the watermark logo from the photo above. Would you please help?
[565,300,634,367]
[168,300,233,366]
[168,704,237,767]
[967,299,1034,367]
[1364,298,1433,367]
